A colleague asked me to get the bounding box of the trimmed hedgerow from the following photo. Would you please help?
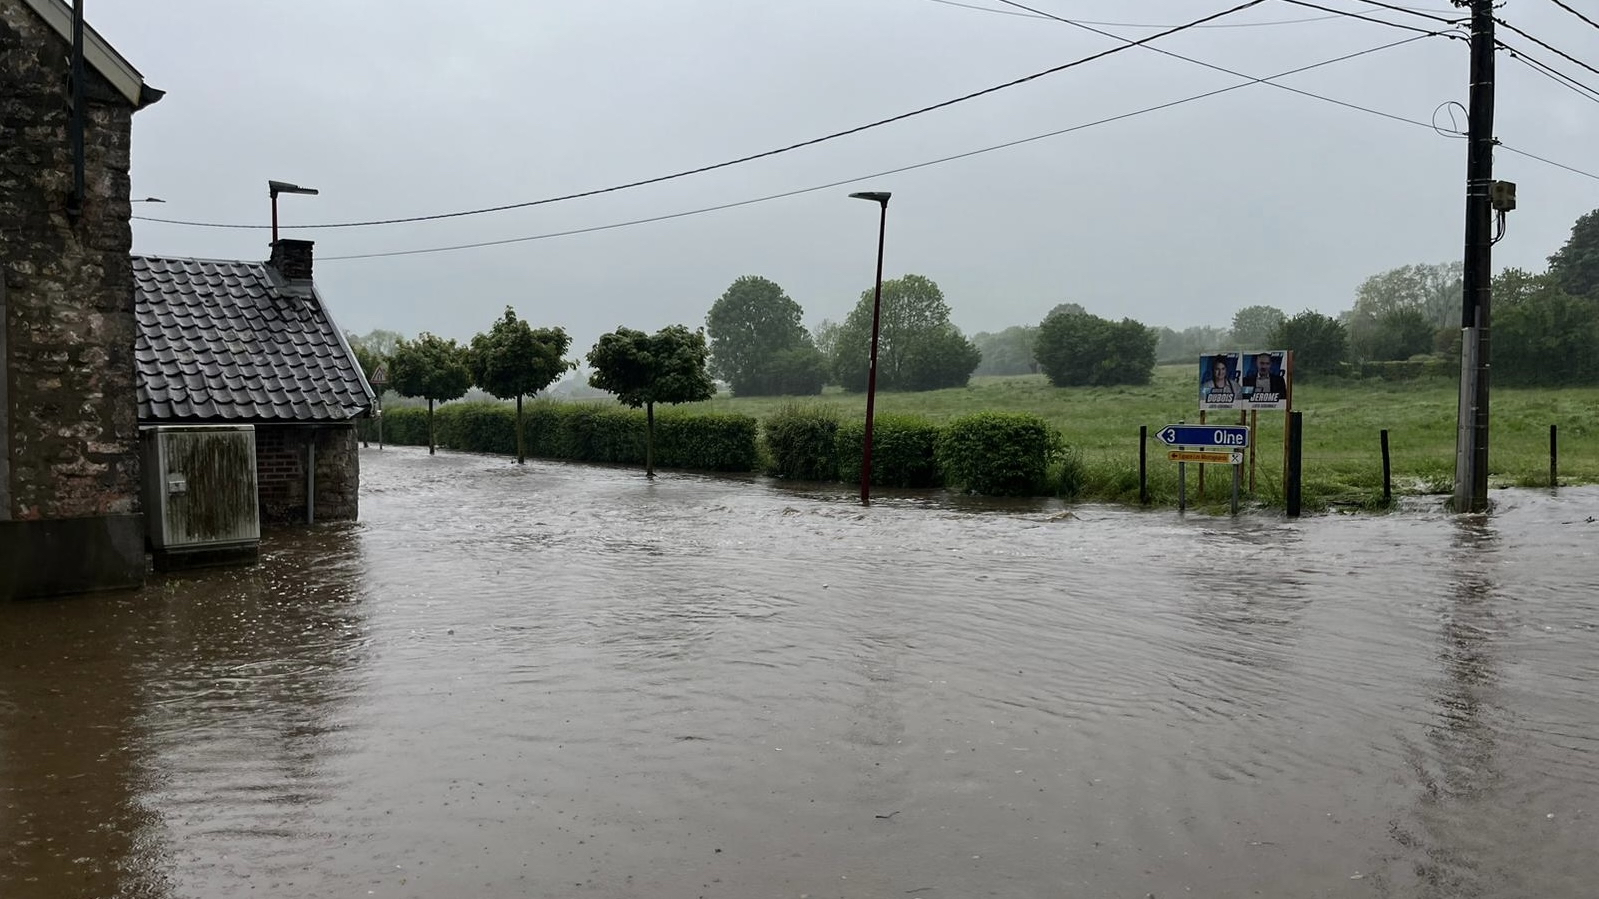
[936,412,1060,496]
[836,414,942,488]
[762,404,843,481]
[364,399,758,472]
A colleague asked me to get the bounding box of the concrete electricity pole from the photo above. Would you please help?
[1454,0,1496,513]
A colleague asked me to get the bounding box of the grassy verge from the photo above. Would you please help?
[681,366,1598,511]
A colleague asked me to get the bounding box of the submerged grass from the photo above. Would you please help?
[684,366,1598,510]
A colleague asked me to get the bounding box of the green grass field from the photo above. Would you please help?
[682,365,1598,510]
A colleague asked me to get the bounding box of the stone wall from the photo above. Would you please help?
[256,425,359,524]
[1,0,142,524]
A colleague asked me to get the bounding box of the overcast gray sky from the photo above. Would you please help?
[94,0,1597,353]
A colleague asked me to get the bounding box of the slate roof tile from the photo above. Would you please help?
[132,256,374,423]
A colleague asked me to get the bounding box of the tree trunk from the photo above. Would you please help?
[428,398,436,455]
[516,394,525,465]
[645,401,655,479]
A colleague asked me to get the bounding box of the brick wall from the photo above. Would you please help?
[1,0,141,521]
[255,424,359,524]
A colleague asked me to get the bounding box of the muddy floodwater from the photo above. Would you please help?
[4,448,1599,898]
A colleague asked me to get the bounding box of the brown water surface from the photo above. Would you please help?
[4,447,1598,898]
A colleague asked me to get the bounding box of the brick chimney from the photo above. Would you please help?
[268,239,315,281]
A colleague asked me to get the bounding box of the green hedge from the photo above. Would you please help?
[836,414,942,488]
[362,407,431,446]
[363,400,758,472]
[762,404,843,480]
[936,412,1060,496]
[367,403,1070,498]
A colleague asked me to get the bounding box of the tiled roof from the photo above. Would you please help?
[132,256,374,422]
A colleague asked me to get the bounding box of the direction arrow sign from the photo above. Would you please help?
[1156,424,1249,448]
[1169,450,1243,465]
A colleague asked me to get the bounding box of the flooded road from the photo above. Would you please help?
[4,447,1598,899]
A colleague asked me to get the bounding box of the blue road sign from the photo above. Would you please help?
[1157,424,1249,448]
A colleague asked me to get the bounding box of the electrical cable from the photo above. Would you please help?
[1351,0,1465,24]
[314,35,1442,262]
[1275,0,1457,34]
[1500,40,1599,103]
[1494,17,1599,80]
[1497,143,1599,181]
[918,0,1346,27]
[132,0,1266,232]
[1544,0,1599,34]
[992,0,1463,130]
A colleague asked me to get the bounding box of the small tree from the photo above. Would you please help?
[1034,308,1157,387]
[389,332,473,455]
[468,307,573,463]
[1269,310,1348,379]
[706,276,816,396]
[1548,208,1599,300]
[829,274,981,392]
[586,325,716,477]
[1230,305,1286,349]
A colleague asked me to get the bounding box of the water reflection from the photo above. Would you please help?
[0,590,169,899]
[0,524,371,899]
[5,448,1598,899]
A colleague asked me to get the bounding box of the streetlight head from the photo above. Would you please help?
[133,196,165,203]
[849,191,891,204]
[268,180,319,197]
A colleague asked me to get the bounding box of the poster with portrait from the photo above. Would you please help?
[1198,353,1240,411]
[1239,349,1290,410]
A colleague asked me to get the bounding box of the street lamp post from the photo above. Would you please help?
[849,191,891,506]
[269,180,319,244]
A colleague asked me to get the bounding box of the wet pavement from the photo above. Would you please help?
[3,446,1598,898]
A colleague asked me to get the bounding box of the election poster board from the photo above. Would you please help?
[1239,349,1290,410]
[1198,350,1292,410]
[1198,353,1240,411]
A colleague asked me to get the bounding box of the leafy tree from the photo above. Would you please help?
[901,323,984,389]
[1154,325,1231,363]
[389,332,474,455]
[343,334,387,448]
[972,325,1039,376]
[468,307,573,464]
[764,346,827,396]
[586,325,716,477]
[1493,268,1599,386]
[1269,310,1348,379]
[1548,208,1599,299]
[829,274,980,392]
[706,276,818,396]
[1034,308,1158,387]
[811,319,843,369]
[1230,305,1286,349]
[1346,262,1461,359]
[349,328,404,359]
[1366,307,1435,361]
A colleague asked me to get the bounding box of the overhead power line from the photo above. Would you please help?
[991,0,1463,129]
[1275,0,1461,34]
[1498,143,1599,181]
[1494,17,1599,80]
[1500,40,1599,103]
[1352,0,1465,24]
[316,35,1441,262]
[1544,0,1599,33]
[133,0,1266,232]
[918,0,1346,27]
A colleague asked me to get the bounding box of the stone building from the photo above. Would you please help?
[132,239,374,525]
[1,0,163,599]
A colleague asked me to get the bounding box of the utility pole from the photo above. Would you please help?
[1454,0,1495,513]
